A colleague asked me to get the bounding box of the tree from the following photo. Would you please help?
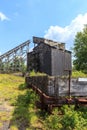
[9,56,26,74]
[73,25,87,73]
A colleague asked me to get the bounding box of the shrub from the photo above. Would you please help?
[44,109,62,130]
[61,105,87,130]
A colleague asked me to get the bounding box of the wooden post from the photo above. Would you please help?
[69,70,71,99]
[64,69,72,99]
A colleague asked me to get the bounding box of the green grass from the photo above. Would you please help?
[0,74,43,130]
[0,73,87,130]
[29,70,47,76]
[72,70,87,78]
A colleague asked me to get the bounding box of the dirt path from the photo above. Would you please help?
[0,101,13,130]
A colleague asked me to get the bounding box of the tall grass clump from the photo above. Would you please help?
[29,70,47,76]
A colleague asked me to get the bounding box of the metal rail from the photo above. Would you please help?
[28,84,87,113]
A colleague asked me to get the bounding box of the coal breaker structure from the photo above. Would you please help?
[27,36,72,76]
[26,37,87,112]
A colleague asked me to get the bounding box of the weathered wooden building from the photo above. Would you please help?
[27,37,72,76]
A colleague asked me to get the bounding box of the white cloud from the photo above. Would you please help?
[0,12,9,21]
[44,13,87,49]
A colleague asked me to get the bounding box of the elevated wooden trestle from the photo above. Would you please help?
[0,40,30,73]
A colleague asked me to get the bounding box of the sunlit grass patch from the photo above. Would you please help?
[72,70,87,78]
[10,125,18,130]
[0,74,25,102]
[0,73,44,129]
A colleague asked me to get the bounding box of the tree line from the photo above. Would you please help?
[0,56,26,74]
[73,25,87,74]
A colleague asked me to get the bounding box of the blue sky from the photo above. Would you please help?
[0,0,87,54]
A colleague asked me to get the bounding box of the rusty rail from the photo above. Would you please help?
[28,84,87,112]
